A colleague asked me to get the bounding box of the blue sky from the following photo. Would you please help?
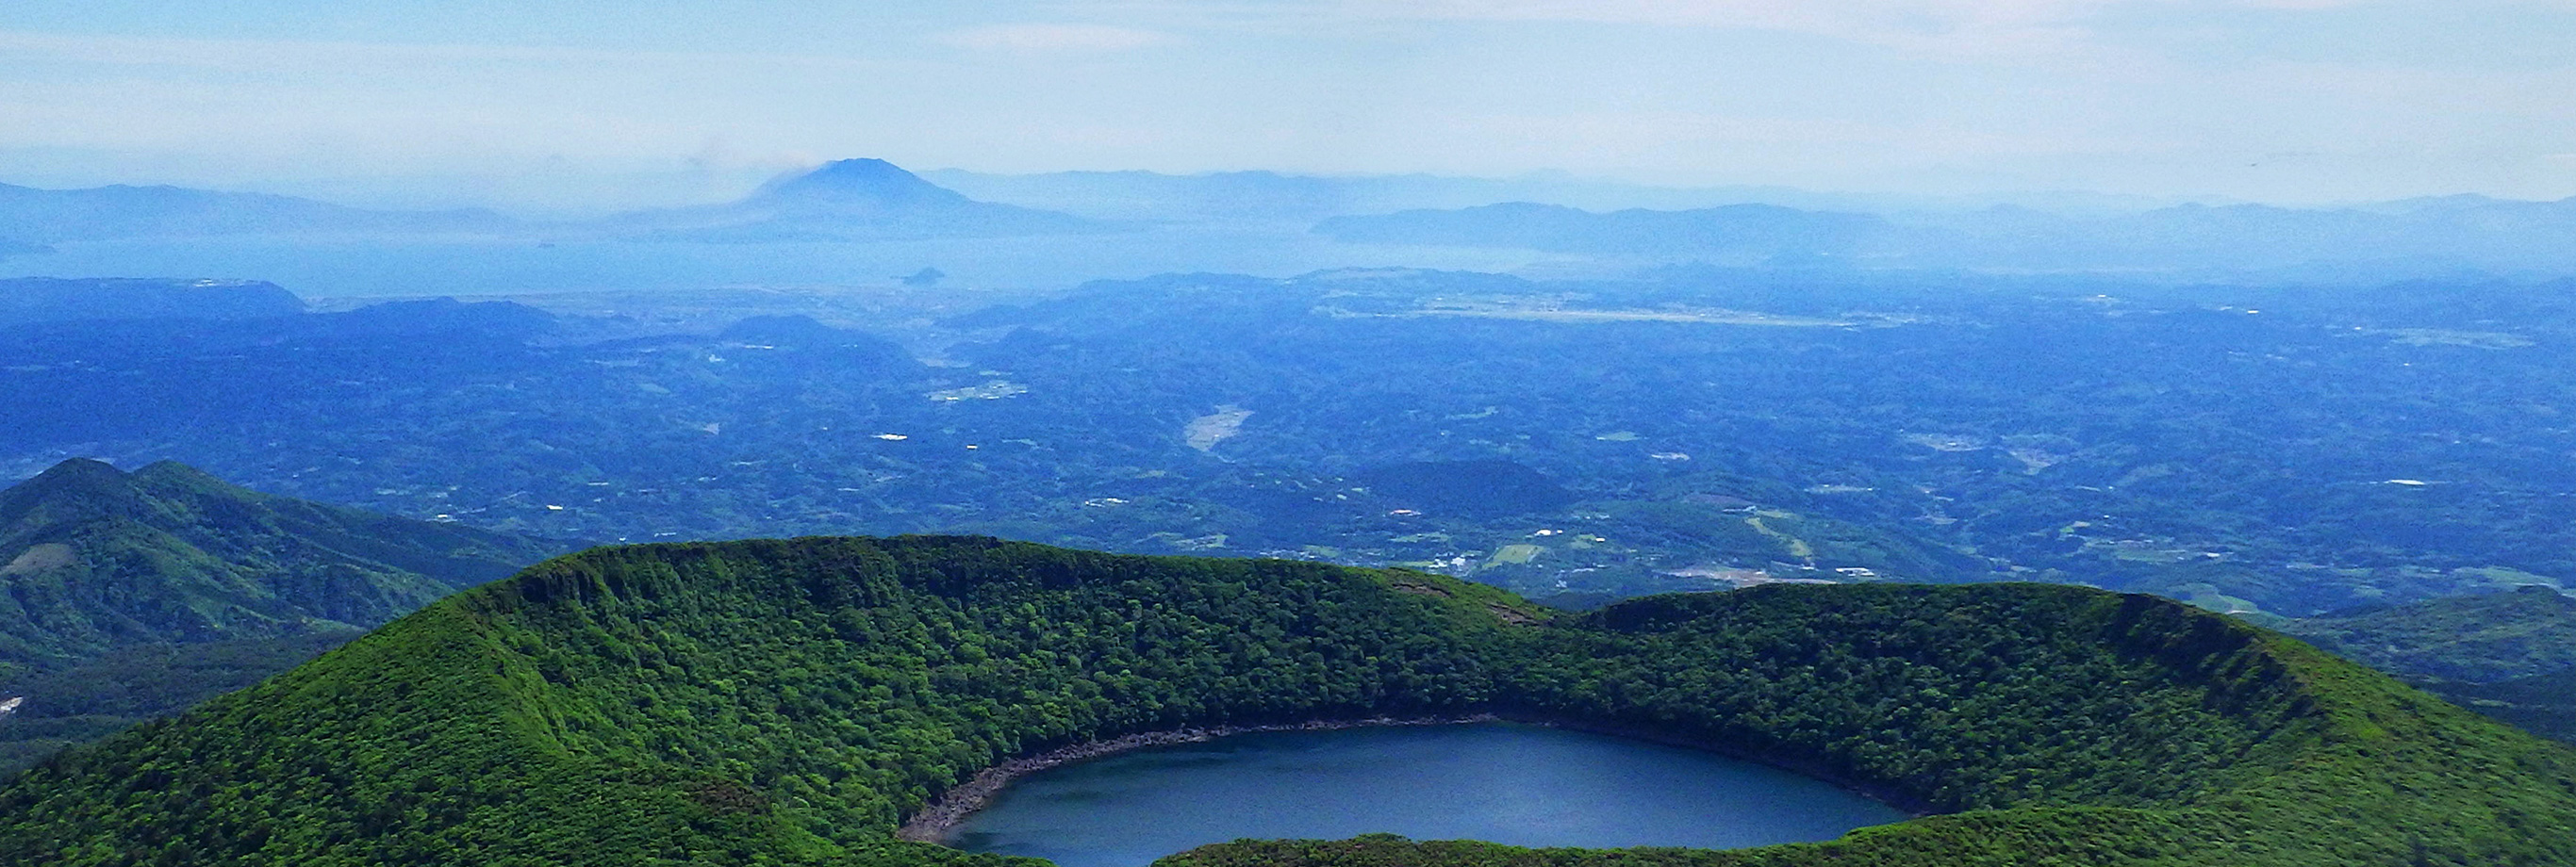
[3,1,2571,207]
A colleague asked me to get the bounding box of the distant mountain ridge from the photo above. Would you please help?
[1315,202,1890,265]
[10,163,2576,279]
[918,167,1892,222]
[0,181,514,243]
[0,159,1103,250]
[1313,195,2576,276]
[0,277,303,327]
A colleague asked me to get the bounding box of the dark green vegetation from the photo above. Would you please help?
[11,270,2576,617]
[2278,584,2576,683]
[0,630,358,772]
[0,458,564,765]
[1,537,2568,866]
[2431,668,2576,744]
[0,458,559,674]
[2270,585,2576,745]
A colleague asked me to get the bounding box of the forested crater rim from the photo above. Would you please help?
[4,534,2566,867]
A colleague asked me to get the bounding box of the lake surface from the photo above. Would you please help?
[949,723,1908,867]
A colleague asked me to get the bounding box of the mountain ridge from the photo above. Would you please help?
[0,181,514,243]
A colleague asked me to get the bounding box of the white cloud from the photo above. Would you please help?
[938,23,1178,53]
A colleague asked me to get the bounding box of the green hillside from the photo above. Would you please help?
[0,459,568,769]
[0,536,2569,866]
[0,458,562,677]
[2277,584,2576,683]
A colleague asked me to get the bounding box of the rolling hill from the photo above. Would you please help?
[0,458,563,676]
[0,536,2567,866]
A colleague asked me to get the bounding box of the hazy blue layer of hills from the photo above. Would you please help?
[0,159,1102,252]
[1313,203,1890,267]
[1317,195,2576,278]
[916,167,2175,224]
[0,277,303,327]
[0,181,513,243]
[8,160,2576,289]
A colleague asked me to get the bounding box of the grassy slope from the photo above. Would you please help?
[0,536,2567,867]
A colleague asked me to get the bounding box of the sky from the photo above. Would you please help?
[3,1,2573,209]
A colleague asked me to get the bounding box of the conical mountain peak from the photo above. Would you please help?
[750,158,969,208]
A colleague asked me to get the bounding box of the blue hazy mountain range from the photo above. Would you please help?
[1314,197,2576,277]
[0,181,514,244]
[916,168,2187,223]
[6,159,2576,286]
[1313,203,1891,268]
[0,278,304,328]
[0,159,1104,249]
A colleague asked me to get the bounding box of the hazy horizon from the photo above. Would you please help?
[7,2,2574,213]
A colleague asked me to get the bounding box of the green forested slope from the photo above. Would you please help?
[0,458,564,677]
[2277,584,2576,683]
[0,535,2568,867]
[0,630,361,772]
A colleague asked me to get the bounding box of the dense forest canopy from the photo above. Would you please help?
[0,536,2567,866]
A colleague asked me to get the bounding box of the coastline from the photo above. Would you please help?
[894,712,1925,844]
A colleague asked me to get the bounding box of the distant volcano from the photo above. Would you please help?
[614,158,1108,241]
[749,158,975,210]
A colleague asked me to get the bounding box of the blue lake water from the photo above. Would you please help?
[949,723,1908,867]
